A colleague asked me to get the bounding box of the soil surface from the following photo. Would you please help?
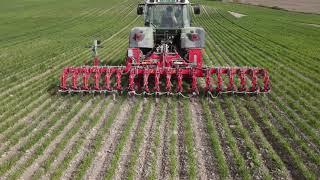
[227,0,320,14]
[228,11,247,18]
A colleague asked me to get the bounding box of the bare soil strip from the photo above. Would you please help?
[177,101,188,179]
[141,101,167,179]
[190,100,218,180]
[83,99,135,179]
[1,100,92,179]
[132,102,157,179]
[236,0,320,14]
[112,100,148,179]
[43,98,114,178]
[158,99,172,179]
[228,11,247,18]
[304,23,320,28]
[156,104,169,179]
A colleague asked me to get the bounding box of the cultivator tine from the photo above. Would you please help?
[154,68,161,93]
[227,68,236,91]
[60,68,69,90]
[60,40,271,97]
[116,69,122,91]
[94,67,101,90]
[199,67,271,95]
[72,68,79,90]
[59,65,270,96]
[250,69,259,92]
[205,69,212,93]
[238,68,247,92]
[191,68,199,95]
[166,72,172,92]
[82,68,90,90]
[216,68,223,93]
[104,68,112,91]
[177,69,183,93]
[143,69,150,93]
[58,66,121,93]
[128,69,136,92]
[262,69,271,92]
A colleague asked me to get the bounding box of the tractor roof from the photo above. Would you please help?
[144,0,190,4]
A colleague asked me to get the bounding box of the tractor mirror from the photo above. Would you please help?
[137,6,143,15]
[193,5,200,15]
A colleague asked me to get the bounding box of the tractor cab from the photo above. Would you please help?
[138,0,200,29]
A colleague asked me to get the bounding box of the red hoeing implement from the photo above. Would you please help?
[59,42,271,96]
[59,0,271,96]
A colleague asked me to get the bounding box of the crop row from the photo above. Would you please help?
[0,5,138,132]
[0,1,140,177]
[196,5,318,178]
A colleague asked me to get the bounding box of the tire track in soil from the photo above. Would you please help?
[177,101,188,179]
[190,100,218,180]
[20,100,103,179]
[112,99,148,179]
[83,99,135,180]
[0,100,92,179]
[208,100,239,179]
[158,99,172,179]
[42,98,114,179]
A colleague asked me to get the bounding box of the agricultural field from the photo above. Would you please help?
[0,0,319,179]
[231,0,320,14]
